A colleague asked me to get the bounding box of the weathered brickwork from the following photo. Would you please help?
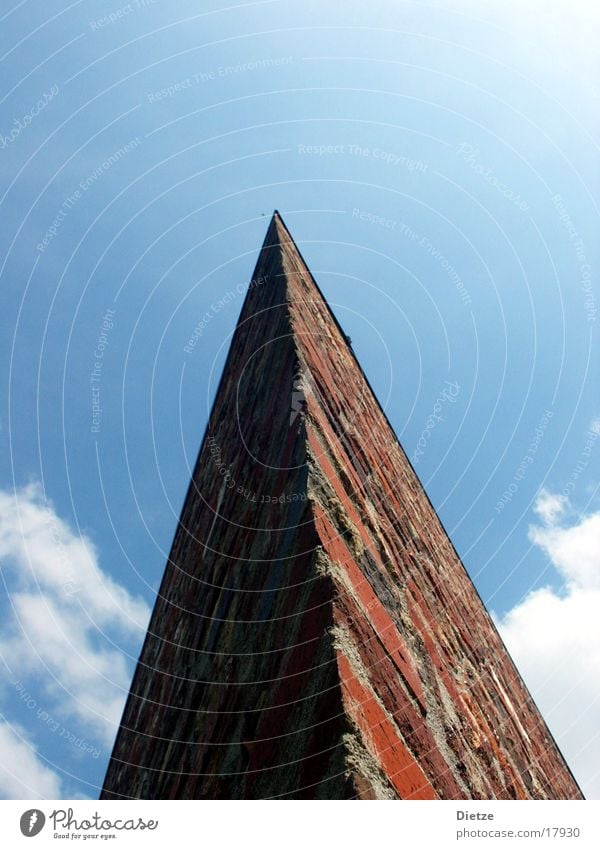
[101,212,582,800]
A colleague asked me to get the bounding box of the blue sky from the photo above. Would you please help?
[0,0,598,799]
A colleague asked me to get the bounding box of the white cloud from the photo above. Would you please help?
[497,491,600,799]
[530,511,600,591]
[4,593,135,733]
[0,720,63,799]
[0,484,151,797]
[0,483,149,632]
[532,488,568,526]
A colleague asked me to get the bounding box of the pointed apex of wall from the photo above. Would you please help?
[259,208,287,249]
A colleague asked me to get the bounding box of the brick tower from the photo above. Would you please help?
[101,212,582,800]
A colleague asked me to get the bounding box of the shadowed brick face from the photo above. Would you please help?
[102,213,582,800]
